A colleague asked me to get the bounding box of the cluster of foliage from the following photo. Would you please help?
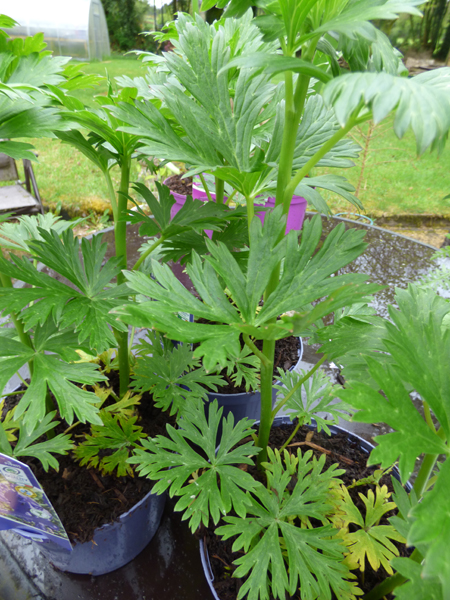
[101,0,156,51]
[2,3,450,600]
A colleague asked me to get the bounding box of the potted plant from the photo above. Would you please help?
[108,1,450,598]
[0,16,242,575]
[316,282,450,599]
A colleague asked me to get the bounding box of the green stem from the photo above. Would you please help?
[104,170,118,223]
[1,390,26,396]
[272,354,327,419]
[284,114,360,202]
[16,372,29,388]
[114,158,131,397]
[226,189,238,206]
[243,334,270,368]
[279,420,302,453]
[413,427,446,499]
[215,177,225,205]
[45,391,56,438]
[246,196,255,236]
[192,0,199,16]
[423,401,436,432]
[132,235,165,271]
[363,548,423,600]
[199,173,214,203]
[257,338,275,468]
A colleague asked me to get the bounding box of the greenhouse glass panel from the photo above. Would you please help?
[0,0,110,60]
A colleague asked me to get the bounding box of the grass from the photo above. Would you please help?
[318,118,450,216]
[20,56,450,218]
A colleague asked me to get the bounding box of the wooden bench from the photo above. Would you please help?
[0,153,44,216]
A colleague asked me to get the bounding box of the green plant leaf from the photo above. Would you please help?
[0,140,37,160]
[13,411,73,472]
[128,399,259,532]
[0,229,129,353]
[74,412,146,477]
[323,68,450,154]
[337,485,405,574]
[274,368,349,433]
[217,448,351,600]
[408,459,450,593]
[132,333,224,416]
[391,558,443,600]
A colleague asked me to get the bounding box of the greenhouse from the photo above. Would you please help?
[0,0,110,60]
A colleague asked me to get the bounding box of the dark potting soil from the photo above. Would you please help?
[5,373,176,545]
[203,422,408,600]
[165,174,193,196]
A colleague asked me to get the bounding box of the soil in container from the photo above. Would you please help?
[165,174,193,196]
[3,369,176,545]
[202,421,411,600]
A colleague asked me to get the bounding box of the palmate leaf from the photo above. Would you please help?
[222,345,260,392]
[274,368,349,433]
[323,69,450,154]
[120,211,381,370]
[0,229,129,353]
[13,411,73,472]
[0,213,85,251]
[407,459,450,594]
[132,335,224,416]
[128,399,259,532]
[392,558,443,600]
[336,485,405,574]
[217,448,351,600]
[337,357,448,483]
[74,412,146,477]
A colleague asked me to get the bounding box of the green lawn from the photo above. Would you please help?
[24,57,450,218]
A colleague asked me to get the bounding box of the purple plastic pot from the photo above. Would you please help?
[199,417,411,600]
[193,183,308,234]
[165,178,190,220]
[36,487,166,575]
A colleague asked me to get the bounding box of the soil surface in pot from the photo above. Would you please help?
[202,422,408,600]
[165,174,193,196]
[3,371,176,545]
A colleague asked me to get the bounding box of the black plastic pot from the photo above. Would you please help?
[199,416,409,600]
[36,486,166,575]
[206,338,304,423]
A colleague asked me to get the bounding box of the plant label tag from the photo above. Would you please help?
[0,453,72,551]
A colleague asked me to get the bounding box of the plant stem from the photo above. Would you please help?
[246,196,254,236]
[363,548,423,600]
[413,426,446,499]
[243,334,270,368]
[199,173,214,203]
[16,372,29,388]
[226,189,238,206]
[45,391,56,438]
[272,354,327,419]
[215,177,225,205]
[192,0,199,16]
[132,235,165,271]
[423,401,436,432]
[104,170,118,223]
[257,338,275,468]
[279,420,302,453]
[1,390,26,396]
[114,157,131,396]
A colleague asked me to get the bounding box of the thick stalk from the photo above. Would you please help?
[215,177,225,205]
[413,426,446,498]
[256,338,275,468]
[132,235,165,271]
[363,548,423,600]
[192,0,199,16]
[114,158,131,396]
[104,170,118,223]
[246,196,255,236]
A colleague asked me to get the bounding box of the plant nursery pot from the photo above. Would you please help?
[206,338,303,424]
[199,417,411,600]
[35,482,166,576]
[193,183,307,234]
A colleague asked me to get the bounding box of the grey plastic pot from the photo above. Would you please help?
[206,337,304,423]
[35,486,166,575]
[199,416,410,600]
